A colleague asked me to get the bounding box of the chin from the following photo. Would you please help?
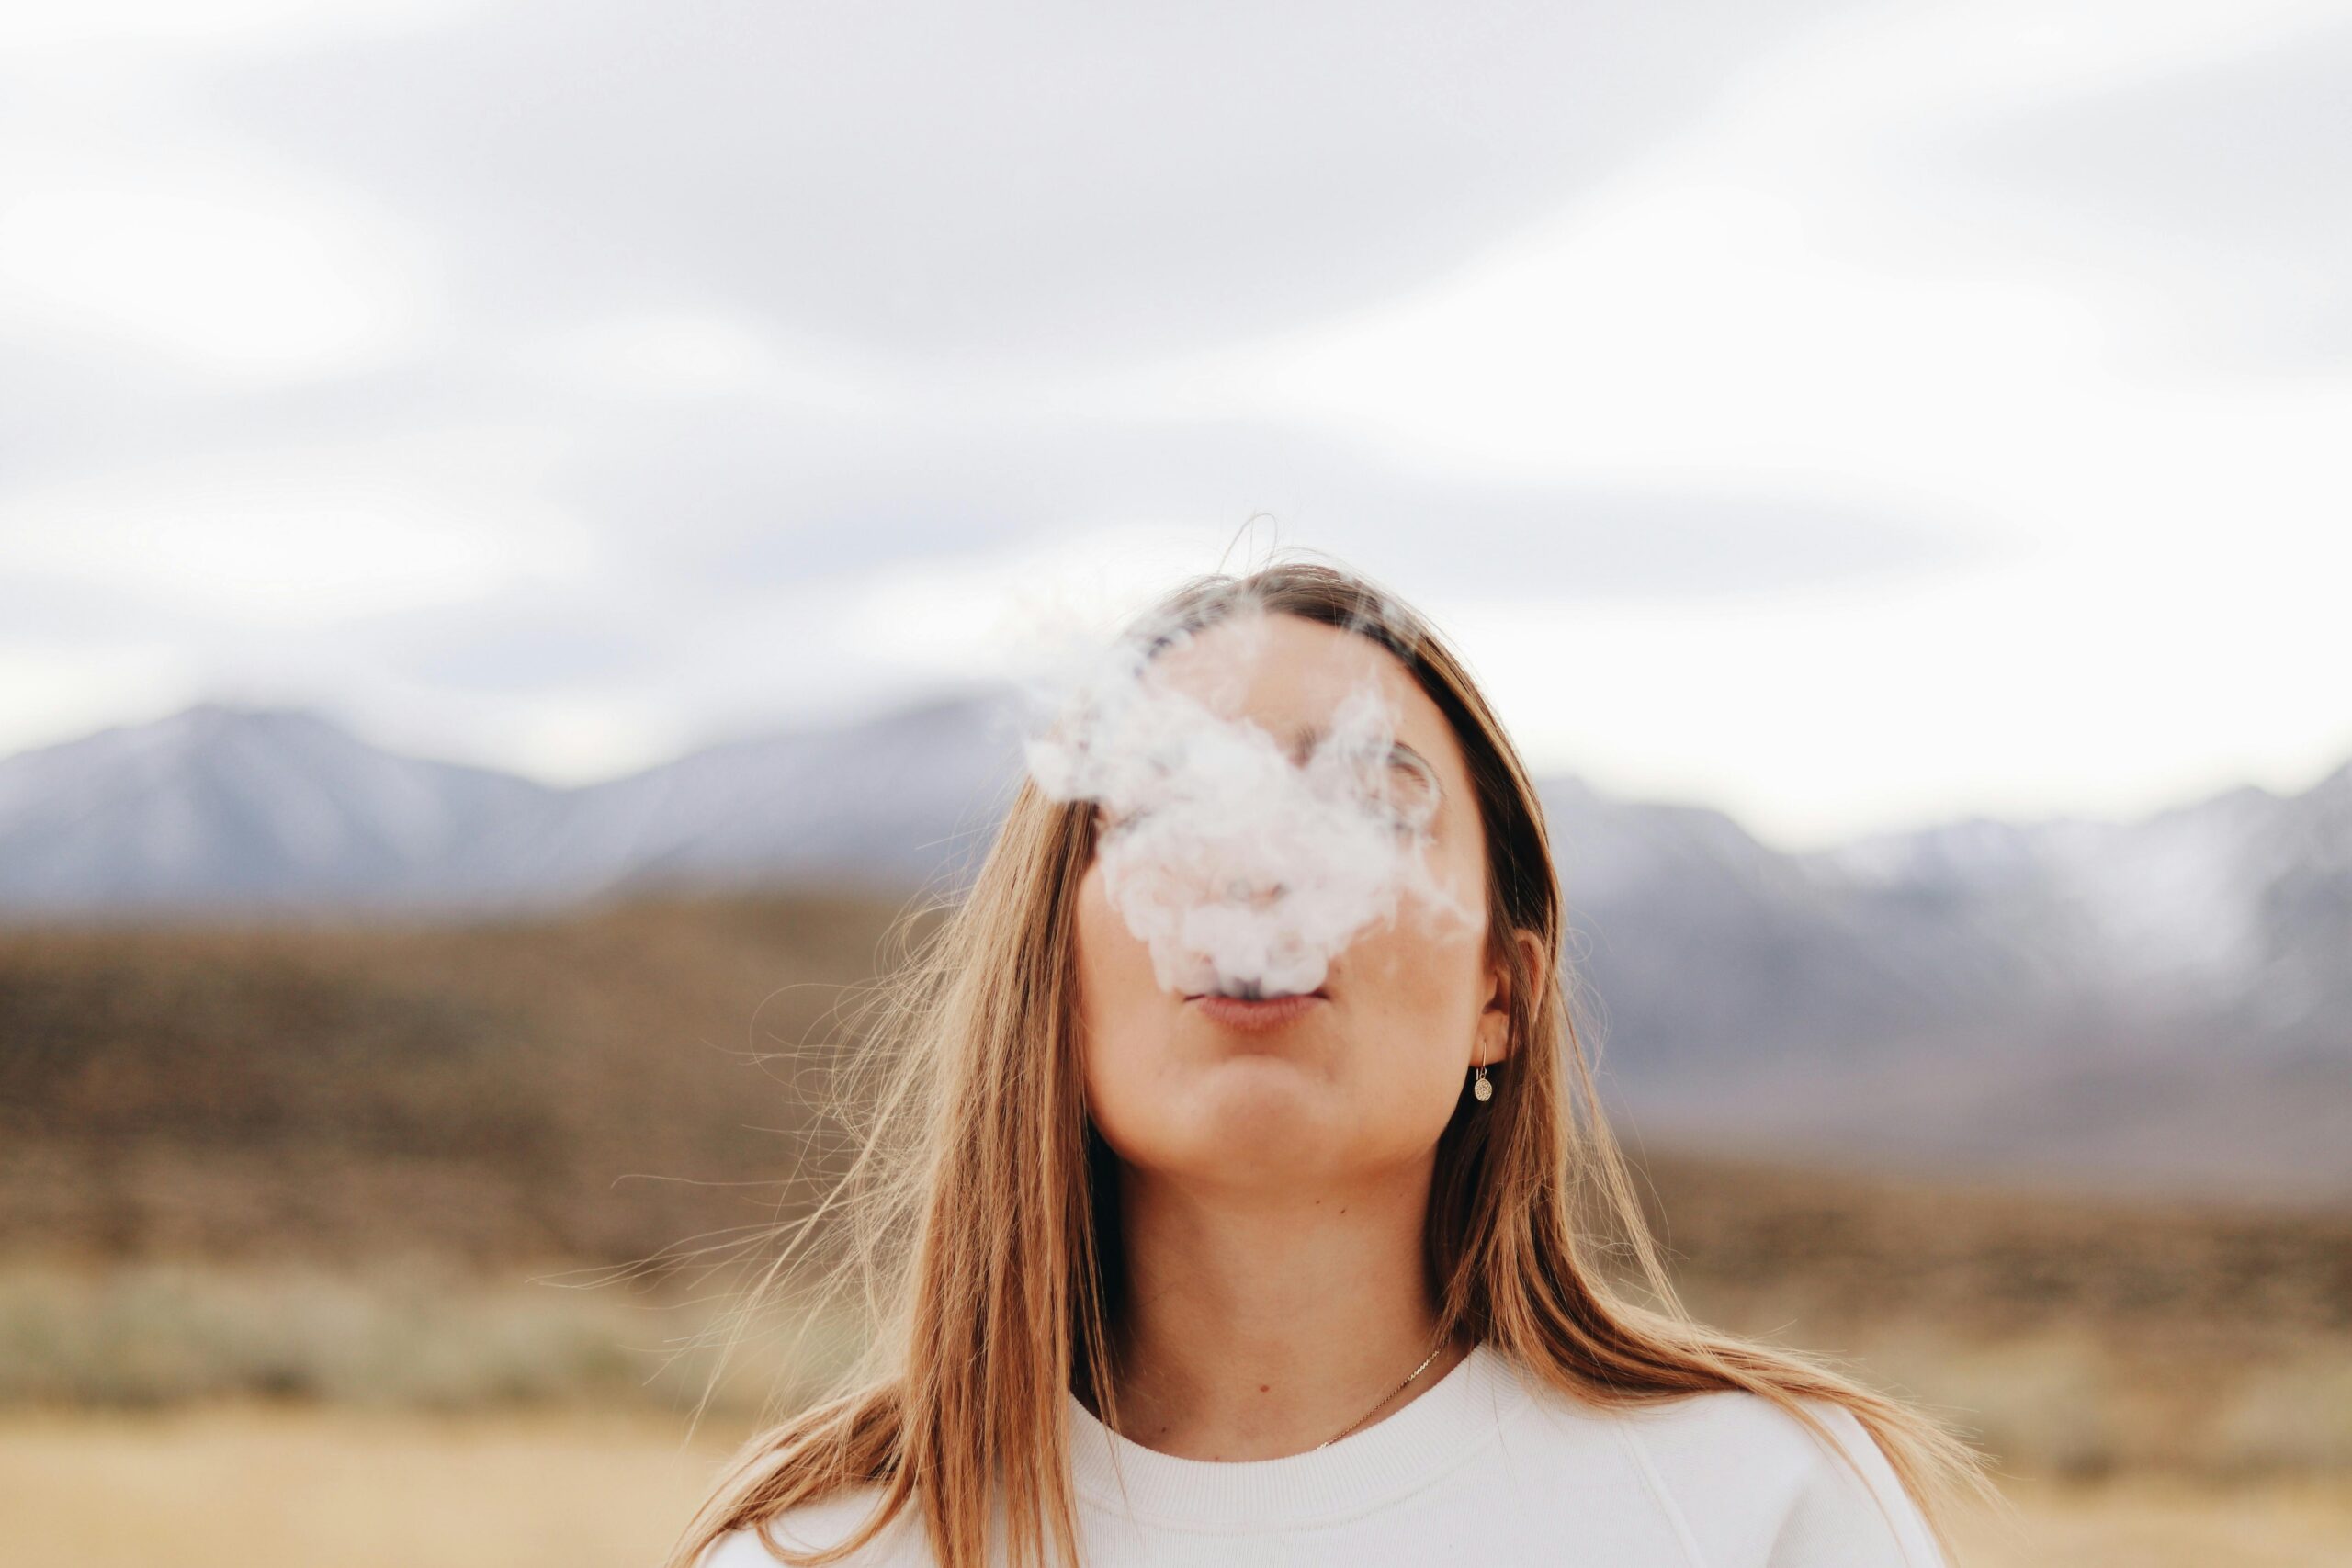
[1184,1061,1338,1142]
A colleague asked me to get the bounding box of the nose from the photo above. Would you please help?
[1221,873,1284,907]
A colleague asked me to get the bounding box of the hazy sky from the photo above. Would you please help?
[3,0,2346,852]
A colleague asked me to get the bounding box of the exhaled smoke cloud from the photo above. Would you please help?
[1020,591,1476,1000]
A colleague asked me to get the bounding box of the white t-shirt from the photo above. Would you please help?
[699,1342,1947,1566]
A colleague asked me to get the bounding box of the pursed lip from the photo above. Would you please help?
[1182,985,1330,1000]
[1181,987,1331,1032]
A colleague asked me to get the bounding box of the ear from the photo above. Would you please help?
[1476,927,1548,1067]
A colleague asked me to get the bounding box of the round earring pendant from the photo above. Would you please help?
[1473,1072,1493,1102]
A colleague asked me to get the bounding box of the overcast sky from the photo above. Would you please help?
[3,0,2346,852]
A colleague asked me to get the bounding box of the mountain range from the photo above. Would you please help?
[4,694,2345,1202]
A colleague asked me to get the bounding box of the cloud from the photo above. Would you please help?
[539,402,1982,607]
[0,140,436,382]
[0,389,1975,785]
[2,0,2326,829]
[1890,16,2352,370]
[342,585,674,693]
[191,0,1863,370]
[0,424,594,626]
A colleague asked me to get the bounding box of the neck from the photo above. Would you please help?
[1088,1154,1470,1461]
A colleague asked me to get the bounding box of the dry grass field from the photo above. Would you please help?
[1,1406,2346,1568]
[3,890,2347,1562]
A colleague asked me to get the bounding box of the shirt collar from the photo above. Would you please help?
[1063,1342,1535,1529]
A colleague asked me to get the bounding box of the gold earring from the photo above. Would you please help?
[1472,1062,1492,1102]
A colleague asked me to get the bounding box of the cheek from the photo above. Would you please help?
[1073,865,1166,1088]
[1075,861,1154,1002]
[1412,823,1489,940]
[1343,836,1491,1043]
[1343,915,1486,1038]
[1072,866,1191,1167]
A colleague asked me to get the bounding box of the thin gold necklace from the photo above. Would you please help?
[1310,1334,1453,1451]
[1100,1335,1457,1452]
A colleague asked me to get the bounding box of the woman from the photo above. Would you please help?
[672,558,1999,1567]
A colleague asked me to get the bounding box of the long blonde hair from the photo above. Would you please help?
[665,556,2000,1568]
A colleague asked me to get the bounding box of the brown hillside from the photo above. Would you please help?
[0,890,929,1265]
[6,889,2346,1324]
[3,891,2347,1476]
